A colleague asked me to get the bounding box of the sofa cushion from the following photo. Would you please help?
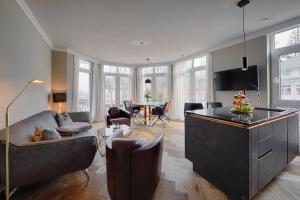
[32,128,61,142]
[108,107,120,118]
[41,129,62,140]
[57,112,73,126]
[57,122,92,136]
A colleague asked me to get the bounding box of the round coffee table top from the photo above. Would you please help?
[97,125,132,138]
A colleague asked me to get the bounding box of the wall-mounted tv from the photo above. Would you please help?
[213,66,259,91]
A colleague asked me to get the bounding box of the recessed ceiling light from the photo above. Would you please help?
[130,40,150,47]
[261,17,270,22]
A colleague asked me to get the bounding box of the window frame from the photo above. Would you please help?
[78,58,92,112]
[104,65,133,108]
[141,65,169,103]
[182,55,208,104]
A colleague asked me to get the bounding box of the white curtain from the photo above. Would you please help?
[171,62,185,120]
[72,55,80,111]
[206,53,214,103]
[136,67,143,103]
[91,63,105,121]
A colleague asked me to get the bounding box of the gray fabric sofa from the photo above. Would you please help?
[0,110,98,191]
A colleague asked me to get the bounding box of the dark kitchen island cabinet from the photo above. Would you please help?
[185,107,299,200]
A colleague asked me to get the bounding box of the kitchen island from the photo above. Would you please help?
[185,107,299,200]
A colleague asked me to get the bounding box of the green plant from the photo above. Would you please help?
[144,92,151,100]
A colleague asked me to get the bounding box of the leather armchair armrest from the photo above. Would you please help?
[120,109,131,119]
[67,112,91,122]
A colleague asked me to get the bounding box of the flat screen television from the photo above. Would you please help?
[213,65,259,91]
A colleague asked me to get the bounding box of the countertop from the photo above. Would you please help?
[186,107,299,125]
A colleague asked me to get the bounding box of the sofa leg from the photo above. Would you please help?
[81,169,90,182]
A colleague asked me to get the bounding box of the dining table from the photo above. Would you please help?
[134,101,161,125]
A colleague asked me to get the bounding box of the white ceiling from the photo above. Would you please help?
[25,0,300,64]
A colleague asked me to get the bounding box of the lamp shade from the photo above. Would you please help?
[53,93,67,103]
[145,79,151,84]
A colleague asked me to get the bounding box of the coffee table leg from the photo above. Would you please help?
[144,105,147,125]
[99,136,106,157]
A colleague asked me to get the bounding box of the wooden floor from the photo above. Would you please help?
[11,121,300,200]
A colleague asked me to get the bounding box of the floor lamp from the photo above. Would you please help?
[4,79,43,200]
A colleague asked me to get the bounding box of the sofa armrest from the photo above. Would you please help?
[1,135,98,188]
[67,112,91,122]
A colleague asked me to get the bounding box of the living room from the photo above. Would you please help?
[1,0,300,200]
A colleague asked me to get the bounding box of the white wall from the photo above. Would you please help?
[212,36,268,107]
[0,0,51,129]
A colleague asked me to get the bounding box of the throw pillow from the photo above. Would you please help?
[56,122,92,136]
[57,112,73,126]
[41,129,62,141]
[32,127,44,142]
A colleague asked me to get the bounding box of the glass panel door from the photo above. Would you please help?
[155,76,168,103]
[120,76,131,107]
[78,71,91,111]
[195,69,207,103]
[105,76,116,110]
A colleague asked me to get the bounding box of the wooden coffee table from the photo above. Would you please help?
[97,125,132,156]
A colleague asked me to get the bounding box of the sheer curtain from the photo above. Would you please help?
[171,62,185,120]
[91,63,105,121]
[206,53,214,102]
[72,55,79,111]
[136,67,143,103]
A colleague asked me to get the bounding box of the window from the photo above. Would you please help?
[182,55,208,103]
[78,59,92,111]
[120,77,131,104]
[104,65,117,73]
[274,27,300,49]
[156,76,168,102]
[105,76,116,106]
[104,65,133,109]
[280,53,300,100]
[195,70,207,102]
[141,66,169,103]
[155,66,168,74]
[142,67,153,75]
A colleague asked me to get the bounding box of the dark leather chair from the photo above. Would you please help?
[106,133,163,200]
[184,103,203,113]
[151,102,169,127]
[0,110,98,194]
[124,100,142,121]
[106,107,131,127]
[207,102,223,109]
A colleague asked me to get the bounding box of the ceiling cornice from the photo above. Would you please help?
[16,0,53,49]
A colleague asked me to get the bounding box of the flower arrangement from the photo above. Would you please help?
[231,91,253,113]
[144,92,151,102]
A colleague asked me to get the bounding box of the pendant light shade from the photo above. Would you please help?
[145,79,151,84]
[242,56,248,71]
[238,0,250,71]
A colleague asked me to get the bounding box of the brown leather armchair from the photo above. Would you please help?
[106,107,131,127]
[106,133,164,200]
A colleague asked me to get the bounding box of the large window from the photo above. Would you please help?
[182,55,208,103]
[271,25,300,108]
[279,53,300,100]
[104,65,133,109]
[141,66,169,103]
[274,27,300,49]
[78,59,92,111]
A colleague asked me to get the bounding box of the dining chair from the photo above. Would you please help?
[207,102,223,108]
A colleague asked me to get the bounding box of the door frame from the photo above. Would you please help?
[270,28,300,108]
